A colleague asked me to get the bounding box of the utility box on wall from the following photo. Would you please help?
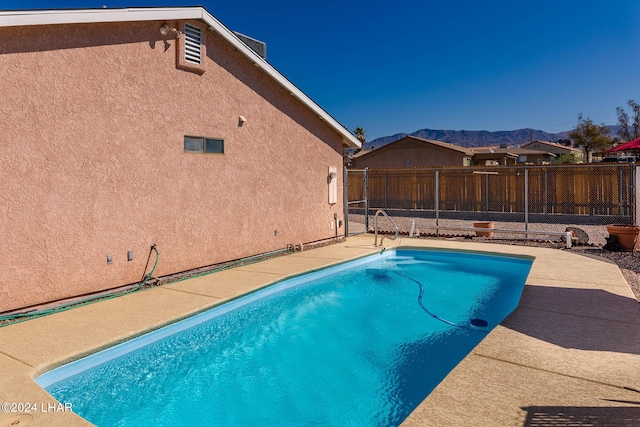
[328,166,338,205]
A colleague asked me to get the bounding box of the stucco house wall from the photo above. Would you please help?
[0,10,357,312]
[351,136,471,168]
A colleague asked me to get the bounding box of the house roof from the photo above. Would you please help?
[355,135,471,160]
[408,136,471,154]
[0,7,361,149]
[470,147,557,158]
[521,140,582,152]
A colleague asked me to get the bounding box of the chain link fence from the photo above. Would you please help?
[346,164,638,245]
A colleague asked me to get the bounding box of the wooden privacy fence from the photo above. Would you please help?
[347,164,637,225]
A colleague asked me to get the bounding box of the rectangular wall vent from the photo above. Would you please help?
[184,23,202,65]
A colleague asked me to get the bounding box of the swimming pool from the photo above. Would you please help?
[38,248,532,426]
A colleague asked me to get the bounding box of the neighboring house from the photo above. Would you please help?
[470,146,556,166]
[0,7,360,312]
[350,136,472,168]
[349,136,556,168]
[521,140,584,162]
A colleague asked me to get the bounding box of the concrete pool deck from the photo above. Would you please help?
[0,234,638,426]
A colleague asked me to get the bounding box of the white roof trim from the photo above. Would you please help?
[0,7,361,149]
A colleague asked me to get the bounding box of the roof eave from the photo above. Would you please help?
[0,7,204,26]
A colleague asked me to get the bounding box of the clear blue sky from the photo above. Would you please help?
[4,0,640,140]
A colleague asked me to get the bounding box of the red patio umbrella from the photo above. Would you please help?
[605,137,640,152]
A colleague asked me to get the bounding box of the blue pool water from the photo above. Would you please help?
[38,249,532,427]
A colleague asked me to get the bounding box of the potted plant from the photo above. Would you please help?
[606,224,640,252]
[474,221,495,238]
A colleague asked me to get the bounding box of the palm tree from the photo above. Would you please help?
[352,127,366,156]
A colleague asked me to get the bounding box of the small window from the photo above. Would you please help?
[184,136,224,154]
[184,136,204,153]
[205,138,224,153]
[404,159,411,166]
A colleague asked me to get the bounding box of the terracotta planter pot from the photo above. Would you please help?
[474,221,495,238]
[606,224,640,252]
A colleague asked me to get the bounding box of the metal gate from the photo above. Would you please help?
[344,167,368,236]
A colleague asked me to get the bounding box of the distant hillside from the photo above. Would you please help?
[364,125,626,150]
[365,128,573,150]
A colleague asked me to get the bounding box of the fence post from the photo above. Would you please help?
[524,167,529,234]
[343,166,349,237]
[635,165,639,226]
[435,169,440,236]
[364,167,369,232]
[384,172,388,210]
[485,173,489,212]
[411,170,418,210]
[619,168,625,216]
[544,168,548,214]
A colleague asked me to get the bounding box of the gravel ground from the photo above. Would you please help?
[350,214,640,302]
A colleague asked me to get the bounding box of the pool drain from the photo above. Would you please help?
[470,318,488,330]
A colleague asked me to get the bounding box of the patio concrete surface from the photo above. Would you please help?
[0,234,638,426]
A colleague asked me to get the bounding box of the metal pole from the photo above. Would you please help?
[485,173,489,212]
[544,168,548,214]
[435,169,440,236]
[619,168,624,217]
[364,167,369,232]
[631,165,640,225]
[384,172,388,210]
[524,168,529,234]
[343,166,349,237]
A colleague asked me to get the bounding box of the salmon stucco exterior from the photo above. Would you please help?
[0,8,360,313]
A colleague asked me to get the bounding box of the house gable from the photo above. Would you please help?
[0,7,360,149]
[352,136,471,168]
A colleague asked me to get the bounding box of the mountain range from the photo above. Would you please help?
[364,126,621,150]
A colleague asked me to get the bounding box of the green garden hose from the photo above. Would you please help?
[0,244,159,327]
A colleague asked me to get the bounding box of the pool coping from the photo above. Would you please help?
[0,234,639,426]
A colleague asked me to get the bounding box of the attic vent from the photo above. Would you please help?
[184,23,202,64]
